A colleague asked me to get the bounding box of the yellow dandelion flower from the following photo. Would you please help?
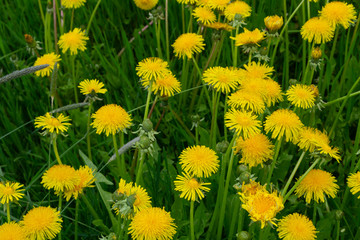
[62,0,86,8]
[129,184,152,214]
[202,66,240,93]
[235,133,274,168]
[174,172,211,201]
[295,169,339,203]
[58,28,89,55]
[172,33,205,59]
[286,84,316,109]
[208,0,231,10]
[21,206,62,240]
[297,127,324,152]
[128,207,177,240]
[193,6,216,25]
[151,73,181,97]
[320,1,357,29]
[262,79,283,106]
[134,0,158,10]
[136,57,170,81]
[78,79,107,95]
[301,17,334,44]
[179,145,219,178]
[231,28,266,47]
[309,0,318,2]
[239,79,266,97]
[264,109,303,142]
[176,0,197,4]
[318,143,341,162]
[117,178,133,195]
[224,1,251,21]
[91,104,132,136]
[0,182,24,204]
[240,189,284,229]
[41,164,79,193]
[205,22,234,31]
[277,213,317,240]
[196,0,210,7]
[34,113,71,134]
[243,61,274,80]
[33,53,61,77]
[264,15,284,33]
[63,165,95,201]
[0,222,27,240]
[225,109,261,138]
[228,89,265,114]
[348,172,360,198]
[240,180,263,197]
[311,47,322,60]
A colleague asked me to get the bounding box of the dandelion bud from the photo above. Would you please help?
[142,119,153,132]
[236,164,248,176]
[335,210,344,220]
[264,15,283,33]
[24,34,37,48]
[237,231,250,240]
[311,47,322,60]
[239,171,251,184]
[216,140,229,154]
[139,135,151,149]
[310,84,319,98]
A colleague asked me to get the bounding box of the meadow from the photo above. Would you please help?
[0,0,360,239]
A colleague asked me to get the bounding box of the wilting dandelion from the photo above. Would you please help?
[320,1,357,29]
[174,172,211,201]
[205,22,234,31]
[0,222,27,240]
[33,53,61,77]
[231,28,265,47]
[172,33,205,59]
[348,172,360,198]
[58,28,89,55]
[277,213,317,240]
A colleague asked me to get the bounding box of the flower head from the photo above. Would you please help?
[41,164,79,193]
[172,33,205,59]
[62,0,86,8]
[179,145,219,178]
[264,109,303,142]
[320,1,357,29]
[277,213,317,240]
[202,66,240,93]
[228,89,265,114]
[295,169,339,203]
[21,206,62,240]
[311,47,322,60]
[0,182,25,204]
[264,15,284,33]
[231,28,265,47]
[205,22,234,31]
[225,109,261,138]
[128,207,176,240]
[301,17,334,44]
[129,184,152,214]
[151,73,181,97]
[58,28,89,55]
[0,222,27,240]
[224,1,252,21]
[193,7,216,25]
[34,113,71,134]
[243,61,274,80]
[78,79,107,95]
[235,133,274,168]
[262,79,283,106]
[134,0,158,10]
[33,53,61,77]
[176,0,197,4]
[348,172,360,199]
[63,165,95,201]
[136,57,170,81]
[240,180,263,197]
[91,104,132,136]
[286,84,316,109]
[208,0,231,10]
[174,172,211,201]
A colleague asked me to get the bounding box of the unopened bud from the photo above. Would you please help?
[236,164,248,176]
[142,119,153,132]
[264,15,283,33]
[216,140,229,154]
[311,47,322,60]
[335,210,344,220]
[239,171,251,183]
[237,231,250,240]
[139,135,151,149]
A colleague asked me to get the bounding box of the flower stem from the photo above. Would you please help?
[195,125,199,145]
[75,199,79,240]
[210,91,220,148]
[87,102,93,160]
[53,137,63,165]
[86,0,102,34]
[192,58,202,78]
[70,8,74,30]
[71,55,78,103]
[266,137,282,185]
[233,26,239,67]
[136,151,145,185]
[228,198,240,240]
[155,18,163,59]
[190,201,195,240]
[58,192,63,240]
[6,203,10,222]
[282,151,306,196]
[113,133,123,177]
[143,81,153,121]
[165,0,170,61]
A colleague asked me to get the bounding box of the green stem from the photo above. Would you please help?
[336,220,340,240]
[283,0,289,86]
[324,90,360,106]
[224,93,228,141]
[71,55,78,103]
[87,102,93,160]
[312,201,317,225]
[210,91,220,148]
[6,203,10,222]
[228,198,240,240]
[38,0,45,26]
[187,6,193,33]
[266,137,282,185]
[53,137,63,165]
[113,134,123,177]
[282,151,306,196]
[195,126,199,145]
[70,8,74,30]
[329,28,339,64]
[75,199,79,240]
[86,0,102,34]
[181,4,185,33]
[165,0,170,61]
[58,192,63,240]
[236,209,245,234]
[155,18,163,59]
[233,26,239,67]
[136,151,145,184]
[143,81,153,121]
[190,201,195,240]
[192,58,202,78]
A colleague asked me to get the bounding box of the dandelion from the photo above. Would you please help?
[176,0,197,4]
[208,0,231,11]
[277,213,317,240]
[136,57,170,81]
[295,169,339,203]
[58,28,89,55]
[240,189,284,228]
[21,206,62,240]
[301,17,334,44]
[33,53,61,77]
[348,172,360,198]
[228,89,265,114]
[34,113,71,134]
[318,144,341,162]
[286,84,316,109]
[262,79,283,106]
[202,66,240,94]
[172,33,205,59]
[264,109,303,142]
[205,22,234,31]
[320,1,357,29]
[235,133,274,168]
[129,184,152,214]
[225,109,261,138]
[78,79,107,95]
[231,28,265,47]
[41,164,79,193]
[243,61,274,80]
[264,15,284,33]
[117,178,133,195]
[133,0,159,10]
[297,127,324,152]
[0,182,24,204]
[128,207,176,240]
[0,222,27,240]
[174,172,211,201]
[193,6,216,25]
[311,47,322,60]
[224,1,252,21]
[63,165,95,201]
[62,0,86,8]
[151,73,181,97]
[240,180,263,197]
[91,104,132,136]
[179,145,219,178]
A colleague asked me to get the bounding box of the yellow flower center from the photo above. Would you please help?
[46,118,61,127]
[2,186,14,195]
[188,178,200,189]
[252,195,276,214]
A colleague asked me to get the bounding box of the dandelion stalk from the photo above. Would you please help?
[53,136,63,165]
[190,201,195,240]
[58,192,63,240]
[143,81,153,121]
[112,133,123,177]
[87,102,93,160]
[155,18,163,59]
[233,27,239,67]
[165,0,170,61]
[209,91,220,148]
[38,0,45,26]
[136,151,146,184]
[70,8,75,30]
[228,198,240,240]
[266,137,282,185]
[75,199,79,240]
[6,203,10,222]
[282,151,306,197]
[86,0,102,34]
[53,0,59,54]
